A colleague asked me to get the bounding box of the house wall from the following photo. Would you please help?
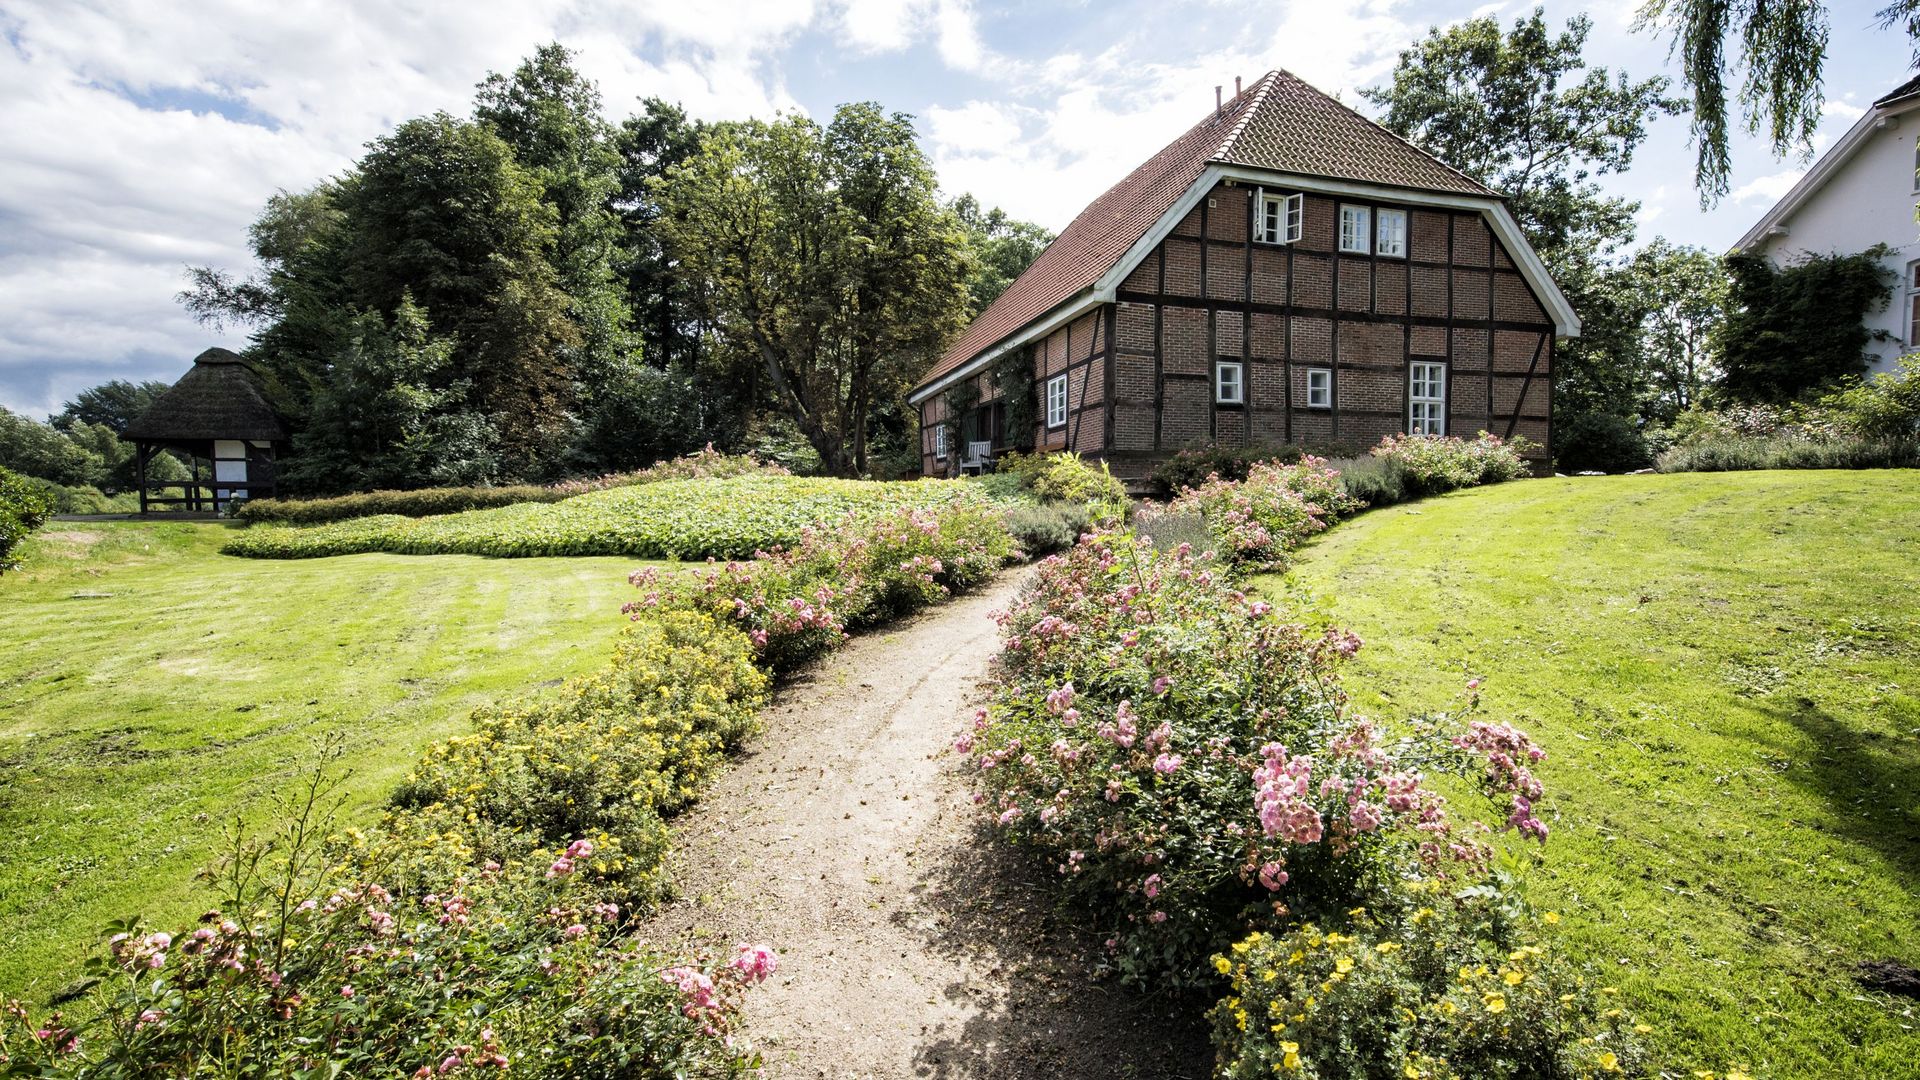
[919,180,1557,477]
[1753,107,1920,376]
[1103,181,1554,473]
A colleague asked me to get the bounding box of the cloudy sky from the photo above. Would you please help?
[0,0,1904,417]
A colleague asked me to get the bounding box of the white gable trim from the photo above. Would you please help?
[1733,97,1920,252]
[912,161,1581,406]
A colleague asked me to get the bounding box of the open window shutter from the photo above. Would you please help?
[1285,193,1303,243]
[1252,186,1266,242]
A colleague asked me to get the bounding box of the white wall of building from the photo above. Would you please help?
[1752,107,1920,376]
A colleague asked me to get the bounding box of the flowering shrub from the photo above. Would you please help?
[0,764,772,1078]
[1371,433,1535,496]
[627,502,1015,672]
[964,532,1548,983]
[0,465,52,574]
[391,610,768,904]
[993,451,1129,511]
[1166,458,1361,570]
[1212,901,1646,1079]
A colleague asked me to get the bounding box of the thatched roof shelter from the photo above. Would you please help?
[122,347,289,444]
[121,347,289,514]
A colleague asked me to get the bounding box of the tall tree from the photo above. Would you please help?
[653,104,973,476]
[1366,8,1686,470]
[1637,1,1919,201]
[1628,240,1729,420]
[51,379,172,433]
[949,194,1053,317]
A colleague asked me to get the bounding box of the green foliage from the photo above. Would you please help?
[989,347,1039,453]
[1168,458,1361,570]
[0,405,100,488]
[0,466,53,574]
[652,103,972,476]
[1320,455,1411,508]
[1552,411,1654,473]
[1822,352,1920,440]
[223,475,996,560]
[1213,905,1645,1079]
[1001,500,1097,556]
[1150,443,1311,496]
[237,484,560,525]
[949,194,1053,318]
[51,379,171,434]
[994,451,1128,509]
[1720,247,1895,404]
[1656,434,1920,473]
[1630,240,1729,421]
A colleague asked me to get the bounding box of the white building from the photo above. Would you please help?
[1736,75,1920,376]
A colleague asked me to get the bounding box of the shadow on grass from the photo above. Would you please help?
[893,821,1212,1080]
[1763,695,1920,890]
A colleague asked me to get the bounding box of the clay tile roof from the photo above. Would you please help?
[914,70,1498,398]
[121,347,290,443]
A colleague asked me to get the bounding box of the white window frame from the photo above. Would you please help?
[1045,373,1068,429]
[933,422,947,460]
[1253,188,1303,245]
[1907,260,1920,346]
[1338,204,1372,254]
[1305,367,1333,410]
[1215,360,1245,405]
[1409,362,1447,436]
[1375,208,1408,259]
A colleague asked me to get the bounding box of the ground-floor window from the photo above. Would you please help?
[1409,362,1446,435]
[1306,367,1333,409]
[1215,360,1245,404]
[933,422,947,460]
[1046,374,1068,428]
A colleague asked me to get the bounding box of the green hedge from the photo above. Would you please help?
[224,475,998,561]
[235,484,562,524]
[0,465,54,574]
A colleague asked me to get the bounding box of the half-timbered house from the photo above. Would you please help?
[910,70,1579,481]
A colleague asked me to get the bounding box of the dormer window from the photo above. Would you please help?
[1254,189,1303,244]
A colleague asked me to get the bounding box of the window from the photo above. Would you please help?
[1338,204,1372,253]
[1215,360,1245,405]
[1912,135,1919,192]
[1376,208,1408,258]
[1305,367,1333,409]
[1908,261,1920,345]
[1046,373,1068,429]
[933,422,947,460]
[1255,190,1303,244]
[1409,362,1447,436]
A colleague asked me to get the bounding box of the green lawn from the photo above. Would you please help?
[0,521,650,1000]
[1269,472,1920,1079]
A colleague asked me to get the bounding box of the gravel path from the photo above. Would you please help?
[635,572,1210,1079]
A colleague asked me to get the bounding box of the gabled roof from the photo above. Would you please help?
[913,70,1509,400]
[1736,72,1920,252]
[122,348,289,443]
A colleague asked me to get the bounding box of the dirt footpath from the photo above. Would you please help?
[636,573,1210,1079]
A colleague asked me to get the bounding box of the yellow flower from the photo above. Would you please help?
[1404,1063,1423,1079]
[1484,994,1507,1014]
[1543,911,1560,925]
[1634,1024,1653,1034]
[1503,970,1524,986]
[1598,1051,1620,1072]
[1375,942,1402,954]
[1727,1072,1754,1080]
[1334,956,1356,974]
[1214,956,1233,975]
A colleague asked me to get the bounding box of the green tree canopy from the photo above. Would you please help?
[51,379,172,433]
[1720,246,1895,404]
[653,103,973,476]
[949,194,1053,318]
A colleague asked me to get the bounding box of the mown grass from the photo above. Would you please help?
[1266,471,1920,1078]
[0,521,655,1000]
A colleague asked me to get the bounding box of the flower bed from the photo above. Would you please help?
[963,529,1638,1070]
[224,475,995,560]
[1165,457,1360,570]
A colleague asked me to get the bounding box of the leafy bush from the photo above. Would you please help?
[1131,507,1214,553]
[1166,458,1361,570]
[964,532,1550,985]
[225,475,994,560]
[546,445,791,497]
[1151,443,1307,496]
[1823,353,1920,440]
[994,451,1128,509]
[1371,433,1535,495]
[1002,501,1096,555]
[627,502,1015,672]
[238,484,562,524]
[1319,455,1409,508]
[0,466,54,574]
[1655,435,1919,473]
[0,765,770,1078]
[1213,903,1646,1079]
[1552,411,1652,474]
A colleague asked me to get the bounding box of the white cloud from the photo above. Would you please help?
[1824,99,1867,121]
[925,100,1023,153]
[1730,168,1806,206]
[839,0,931,52]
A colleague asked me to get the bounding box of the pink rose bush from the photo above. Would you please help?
[965,530,1553,985]
[1166,457,1361,571]
[625,502,1014,672]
